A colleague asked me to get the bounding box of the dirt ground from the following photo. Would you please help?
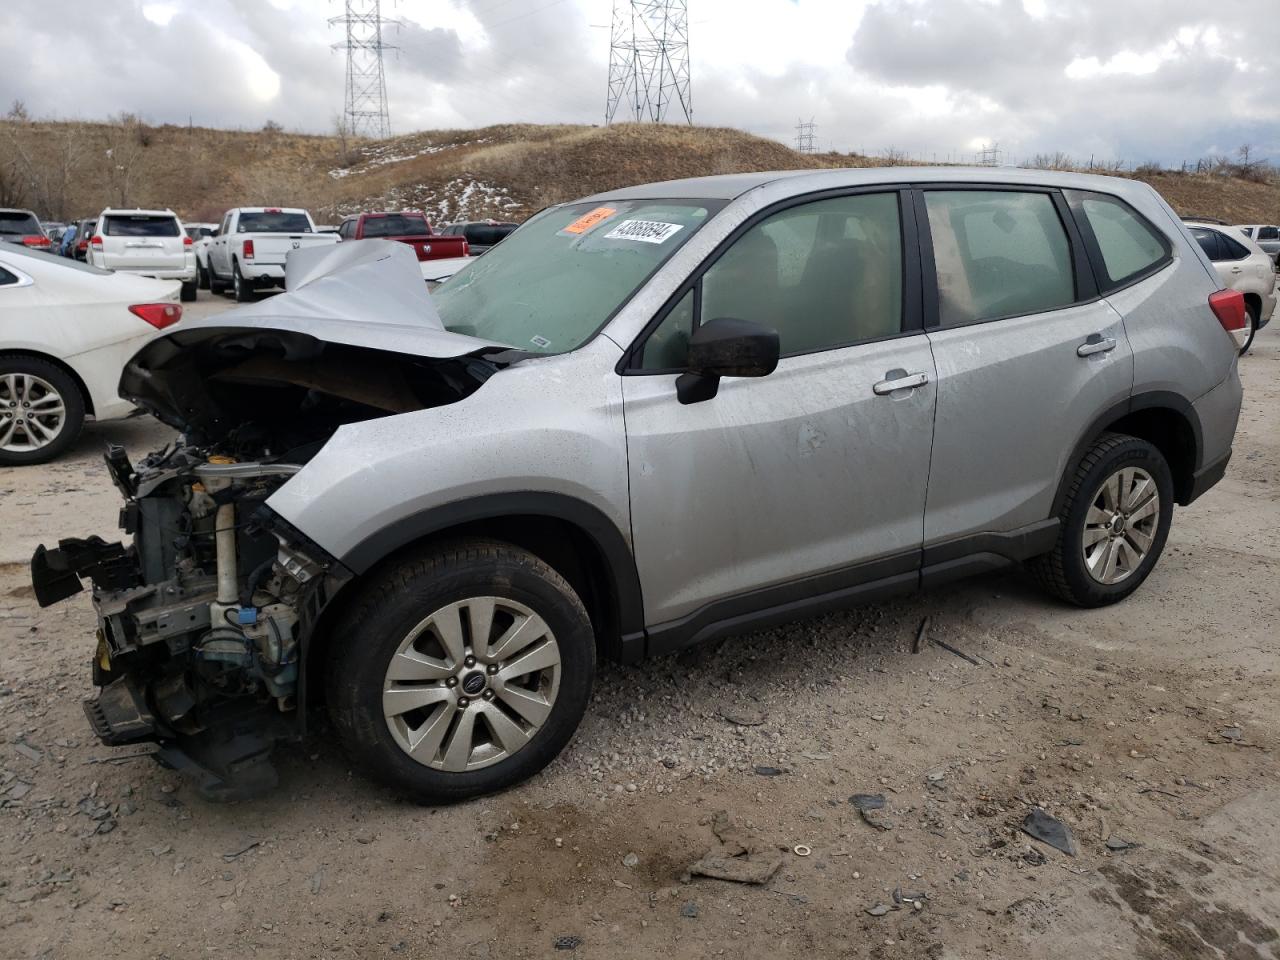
[1,293,1278,960]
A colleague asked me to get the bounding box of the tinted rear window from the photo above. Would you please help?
[463,223,518,247]
[185,226,214,240]
[1190,227,1223,261]
[104,214,180,237]
[1219,232,1250,260]
[361,214,429,237]
[0,212,41,236]
[1258,226,1279,241]
[238,212,312,233]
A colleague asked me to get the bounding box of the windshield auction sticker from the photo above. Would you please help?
[561,206,617,235]
[603,220,684,244]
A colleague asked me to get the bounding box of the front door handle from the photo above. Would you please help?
[1077,336,1117,357]
[873,371,930,395]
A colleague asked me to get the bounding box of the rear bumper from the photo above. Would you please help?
[113,266,196,282]
[241,263,286,282]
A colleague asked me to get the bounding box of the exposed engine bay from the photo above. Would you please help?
[29,241,518,799]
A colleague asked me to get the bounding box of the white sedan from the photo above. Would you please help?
[0,245,183,465]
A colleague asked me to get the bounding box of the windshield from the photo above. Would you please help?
[239,212,312,233]
[0,211,42,236]
[362,214,429,237]
[432,199,719,354]
[104,214,180,237]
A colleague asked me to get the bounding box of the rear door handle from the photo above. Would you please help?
[873,371,929,395]
[1077,336,1117,357]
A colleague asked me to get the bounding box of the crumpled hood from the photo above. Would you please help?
[118,240,513,439]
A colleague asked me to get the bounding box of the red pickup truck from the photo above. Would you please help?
[336,211,469,261]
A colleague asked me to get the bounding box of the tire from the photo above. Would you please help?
[0,355,86,466]
[1030,432,1174,607]
[180,280,197,302]
[1240,303,1259,355]
[208,260,227,294]
[327,538,596,802]
[232,261,253,303]
[196,258,210,290]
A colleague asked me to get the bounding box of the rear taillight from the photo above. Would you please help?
[243,238,255,259]
[462,239,470,256]
[1208,288,1249,349]
[183,235,193,246]
[21,235,50,248]
[77,239,88,250]
[90,236,103,247]
[129,303,183,330]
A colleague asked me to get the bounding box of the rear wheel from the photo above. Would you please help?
[180,280,197,302]
[196,258,210,290]
[232,261,253,303]
[327,539,595,802]
[1240,303,1259,355]
[0,356,86,466]
[1030,433,1173,607]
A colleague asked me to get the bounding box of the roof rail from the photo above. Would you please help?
[1182,215,1227,225]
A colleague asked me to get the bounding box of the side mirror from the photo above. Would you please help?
[676,317,780,405]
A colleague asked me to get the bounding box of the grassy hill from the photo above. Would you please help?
[2,118,1276,227]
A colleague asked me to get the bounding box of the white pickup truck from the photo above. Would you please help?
[206,208,339,302]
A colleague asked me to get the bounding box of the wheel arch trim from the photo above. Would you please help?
[1052,391,1203,513]
[340,492,646,643]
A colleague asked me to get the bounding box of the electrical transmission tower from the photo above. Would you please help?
[330,0,400,140]
[977,141,1002,166]
[605,0,692,125]
[795,118,817,154]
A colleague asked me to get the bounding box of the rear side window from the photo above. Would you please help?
[924,190,1074,327]
[238,212,312,233]
[360,214,429,238]
[1218,232,1250,260]
[104,214,180,237]
[1258,226,1279,241]
[0,265,19,286]
[1069,192,1170,290]
[0,211,41,236]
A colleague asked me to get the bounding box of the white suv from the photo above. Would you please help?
[87,209,197,302]
[1186,221,1277,353]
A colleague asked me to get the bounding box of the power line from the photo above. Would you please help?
[330,0,401,139]
[605,0,692,125]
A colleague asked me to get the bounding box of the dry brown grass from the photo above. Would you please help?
[3,119,1276,227]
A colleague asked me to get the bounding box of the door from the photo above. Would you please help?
[621,190,937,626]
[918,187,1134,546]
[211,213,232,275]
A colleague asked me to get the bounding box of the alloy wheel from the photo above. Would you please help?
[382,597,562,772]
[1081,466,1160,585]
[0,373,66,453]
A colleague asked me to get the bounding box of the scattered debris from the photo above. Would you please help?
[1105,836,1139,852]
[1219,727,1243,742]
[222,838,264,862]
[1021,808,1077,857]
[680,902,699,918]
[553,935,582,951]
[687,811,783,885]
[792,844,811,857]
[850,793,894,830]
[309,868,324,894]
[866,903,891,917]
[753,765,785,777]
[931,636,982,666]
[622,852,639,869]
[718,708,767,727]
[12,742,42,764]
[912,616,931,654]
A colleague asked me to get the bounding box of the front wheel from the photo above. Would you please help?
[1030,433,1174,607]
[0,356,86,466]
[196,259,210,290]
[327,539,596,802]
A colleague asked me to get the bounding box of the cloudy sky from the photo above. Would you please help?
[3,0,1277,164]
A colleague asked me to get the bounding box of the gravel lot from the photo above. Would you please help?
[1,290,1278,959]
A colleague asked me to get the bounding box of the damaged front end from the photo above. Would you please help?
[29,241,515,800]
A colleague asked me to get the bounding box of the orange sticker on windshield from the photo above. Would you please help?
[562,206,616,235]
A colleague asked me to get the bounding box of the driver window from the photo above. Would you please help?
[637,192,903,369]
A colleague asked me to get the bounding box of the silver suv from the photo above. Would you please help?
[32,168,1245,802]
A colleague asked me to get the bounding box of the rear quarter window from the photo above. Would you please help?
[1067,191,1171,291]
[104,215,181,237]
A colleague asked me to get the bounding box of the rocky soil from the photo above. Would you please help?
[1,297,1277,959]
